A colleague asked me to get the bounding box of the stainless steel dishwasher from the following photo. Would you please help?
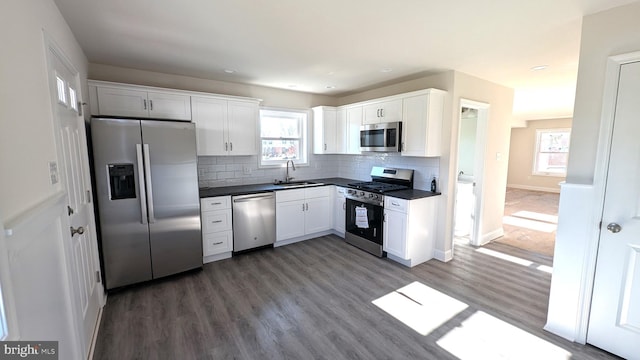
[232,192,276,252]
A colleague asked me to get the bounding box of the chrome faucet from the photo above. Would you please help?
[285,160,296,183]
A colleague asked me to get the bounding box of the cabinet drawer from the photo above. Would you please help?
[201,196,231,211]
[202,209,232,233]
[305,185,331,199]
[203,230,233,256]
[385,197,408,213]
[276,188,306,203]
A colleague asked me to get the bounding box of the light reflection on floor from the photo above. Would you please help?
[475,247,553,274]
[373,282,572,359]
[372,281,468,336]
[437,311,571,360]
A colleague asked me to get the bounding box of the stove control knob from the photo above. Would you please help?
[369,193,375,198]
[359,191,365,197]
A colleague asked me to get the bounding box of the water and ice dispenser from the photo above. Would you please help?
[108,164,136,200]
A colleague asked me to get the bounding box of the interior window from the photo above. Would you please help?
[259,108,308,167]
[533,129,571,177]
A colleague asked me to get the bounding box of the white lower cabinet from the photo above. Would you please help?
[334,186,347,235]
[276,186,333,244]
[200,196,233,263]
[383,196,438,267]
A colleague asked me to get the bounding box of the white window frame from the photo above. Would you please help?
[259,107,309,168]
[532,128,571,177]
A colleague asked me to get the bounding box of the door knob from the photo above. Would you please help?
[70,226,85,237]
[606,223,622,233]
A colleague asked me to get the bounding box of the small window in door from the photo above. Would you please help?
[533,129,571,177]
[69,86,78,112]
[56,75,67,105]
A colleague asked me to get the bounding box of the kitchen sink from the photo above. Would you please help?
[275,181,325,189]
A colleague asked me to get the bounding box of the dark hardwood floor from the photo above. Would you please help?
[93,235,618,359]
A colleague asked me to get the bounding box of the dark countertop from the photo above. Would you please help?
[199,177,441,200]
[383,189,441,200]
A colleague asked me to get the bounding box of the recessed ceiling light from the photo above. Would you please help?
[325,85,336,89]
[380,68,393,73]
[223,69,236,74]
[530,65,548,71]
[327,72,335,76]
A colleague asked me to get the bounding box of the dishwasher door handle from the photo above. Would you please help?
[233,194,274,203]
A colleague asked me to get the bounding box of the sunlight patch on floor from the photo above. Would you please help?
[372,281,468,336]
[503,215,557,233]
[437,311,572,360]
[512,210,558,224]
[475,248,552,274]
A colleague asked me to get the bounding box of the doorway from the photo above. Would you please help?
[453,100,489,247]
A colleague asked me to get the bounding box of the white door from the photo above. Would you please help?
[587,60,640,359]
[47,43,102,358]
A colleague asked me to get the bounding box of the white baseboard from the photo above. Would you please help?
[88,306,104,360]
[203,252,232,264]
[274,230,333,247]
[507,184,561,193]
[434,249,453,262]
[480,228,504,245]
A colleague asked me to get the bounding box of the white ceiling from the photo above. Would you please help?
[54,0,636,121]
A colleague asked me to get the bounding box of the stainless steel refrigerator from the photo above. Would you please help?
[91,118,202,290]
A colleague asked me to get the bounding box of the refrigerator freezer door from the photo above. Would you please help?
[91,118,153,289]
[140,120,202,278]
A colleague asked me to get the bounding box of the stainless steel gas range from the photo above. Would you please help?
[344,167,414,257]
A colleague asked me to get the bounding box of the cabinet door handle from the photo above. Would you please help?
[381,108,384,117]
[324,143,327,151]
[210,202,222,206]
[143,99,147,110]
[343,202,346,210]
[211,220,223,224]
[225,142,228,151]
[212,241,223,245]
[230,142,233,151]
[302,203,305,211]
[149,99,153,111]
[383,213,386,222]
[306,203,309,211]
[392,201,399,206]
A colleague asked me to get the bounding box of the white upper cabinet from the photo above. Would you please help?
[94,85,191,120]
[313,106,362,155]
[345,106,363,154]
[313,106,338,154]
[191,96,259,156]
[363,99,403,124]
[401,89,445,157]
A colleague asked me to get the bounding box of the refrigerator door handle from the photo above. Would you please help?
[143,144,156,223]
[136,144,148,224]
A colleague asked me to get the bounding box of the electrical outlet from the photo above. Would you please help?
[242,165,251,175]
[49,161,59,185]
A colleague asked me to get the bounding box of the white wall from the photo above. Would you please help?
[445,72,514,253]
[507,118,572,193]
[547,1,640,343]
[0,0,88,221]
[0,0,89,357]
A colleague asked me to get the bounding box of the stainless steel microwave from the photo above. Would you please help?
[360,122,402,152]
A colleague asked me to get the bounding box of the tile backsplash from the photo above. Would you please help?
[198,153,439,191]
